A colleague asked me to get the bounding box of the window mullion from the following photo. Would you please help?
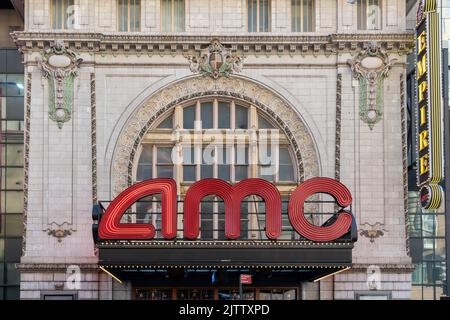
[249,106,258,179]
[152,145,157,178]
[213,98,218,129]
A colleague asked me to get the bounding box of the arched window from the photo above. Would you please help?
[135,98,297,240]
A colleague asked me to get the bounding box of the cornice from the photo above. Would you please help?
[17,263,99,272]
[11,32,414,56]
[350,263,415,273]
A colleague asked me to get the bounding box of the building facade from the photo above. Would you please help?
[12,0,414,300]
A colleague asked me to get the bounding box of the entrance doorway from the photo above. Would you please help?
[133,287,298,300]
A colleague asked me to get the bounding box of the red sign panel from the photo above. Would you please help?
[240,274,252,285]
[98,177,354,242]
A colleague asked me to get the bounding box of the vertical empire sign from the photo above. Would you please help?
[416,0,444,209]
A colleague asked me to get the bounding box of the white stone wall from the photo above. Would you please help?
[19,0,413,300]
[24,0,406,33]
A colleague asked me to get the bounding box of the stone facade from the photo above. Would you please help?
[13,0,414,299]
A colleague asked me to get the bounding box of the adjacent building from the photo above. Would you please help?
[405,0,449,300]
[0,0,24,300]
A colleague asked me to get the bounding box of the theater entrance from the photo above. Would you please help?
[133,287,298,300]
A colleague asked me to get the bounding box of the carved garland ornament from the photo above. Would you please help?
[37,40,82,129]
[187,40,243,79]
[111,75,319,196]
[347,42,397,129]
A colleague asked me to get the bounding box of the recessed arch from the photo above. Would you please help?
[111,75,320,196]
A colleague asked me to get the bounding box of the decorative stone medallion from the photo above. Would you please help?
[347,42,397,130]
[37,40,82,129]
[111,75,319,196]
[187,39,243,79]
[359,222,385,243]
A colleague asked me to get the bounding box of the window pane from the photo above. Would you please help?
[248,0,258,32]
[157,147,173,164]
[239,197,249,239]
[183,165,196,181]
[64,0,74,29]
[5,75,24,97]
[201,196,214,239]
[2,144,23,166]
[157,165,173,178]
[137,146,152,180]
[0,239,4,260]
[157,147,173,178]
[201,102,213,129]
[6,263,19,285]
[279,147,294,181]
[357,0,381,30]
[6,97,24,120]
[129,0,141,32]
[235,105,248,129]
[161,0,172,32]
[183,105,195,129]
[1,191,23,213]
[235,144,248,181]
[6,286,20,300]
[259,0,270,32]
[218,165,230,181]
[259,165,275,182]
[201,144,214,178]
[4,238,21,262]
[174,0,185,32]
[157,114,173,128]
[218,102,230,129]
[258,115,274,129]
[201,165,213,179]
[217,147,231,181]
[2,168,24,190]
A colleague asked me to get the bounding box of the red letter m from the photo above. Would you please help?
[183,178,282,240]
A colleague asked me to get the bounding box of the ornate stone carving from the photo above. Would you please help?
[45,222,76,243]
[187,40,243,79]
[12,32,415,57]
[347,42,397,129]
[359,222,385,243]
[37,40,82,129]
[111,75,319,196]
[90,73,98,204]
[22,72,31,256]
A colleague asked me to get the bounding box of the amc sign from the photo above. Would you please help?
[96,177,355,242]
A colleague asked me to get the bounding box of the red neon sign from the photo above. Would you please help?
[98,177,353,242]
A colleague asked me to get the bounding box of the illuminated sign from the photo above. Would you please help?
[415,0,444,209]
[97,177,354,242]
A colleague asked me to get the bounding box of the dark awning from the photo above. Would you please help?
[98,241,354,270]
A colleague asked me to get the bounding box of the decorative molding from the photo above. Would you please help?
[36,40,82,129]
[186,39,243,78]
[22,71,31,257]
[359,222,386,243]
[111,75,319,196]
[44,222,76,243]
[12,32,415,56]
[347,42,397,129]
[90,73,97,204]
[335,73,342,181]
[17,263,100,272]
[400,73,410,256]
[350,263,415,273]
